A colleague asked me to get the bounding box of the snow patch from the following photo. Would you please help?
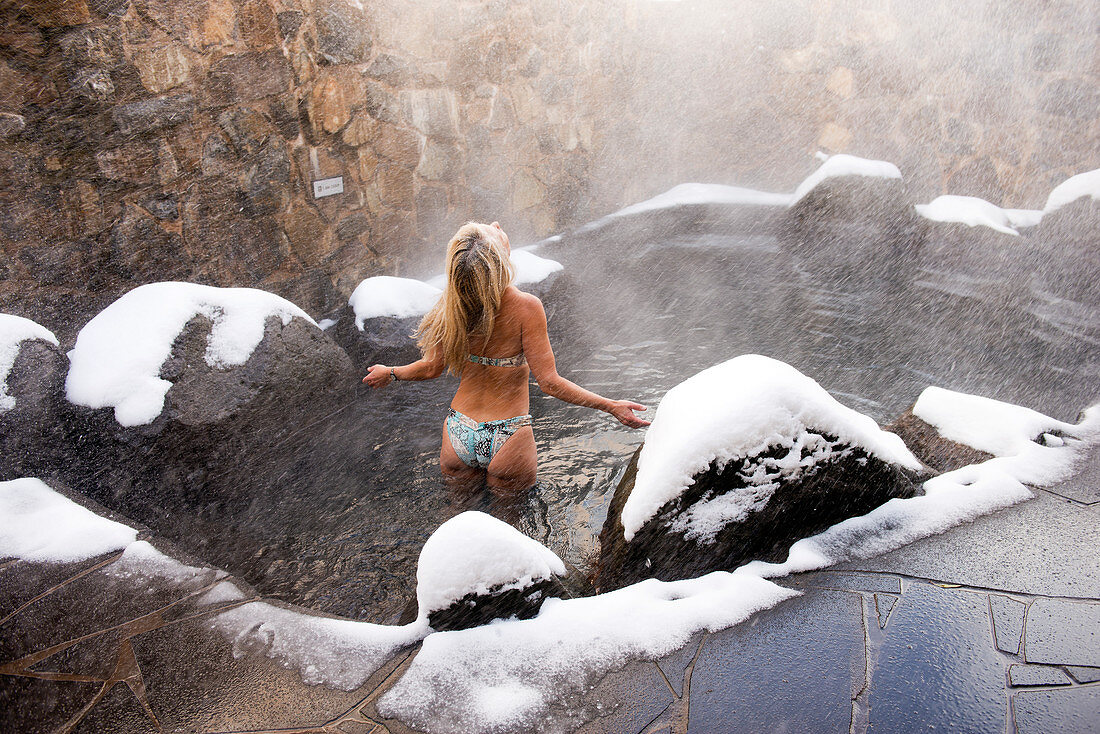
[621,355,921,541]
[416,511,566,620]
[1044,169,1100,214]
[105,540,221,585]
[510,248,564,285]
[65,282,314,427]
[791,153,902,205]
[210,601,427,690]
[349,276,443,327]
[914,195,1022,235]
[0,314,59,412]
[605,183,793,220]
[379,572,797,733]
[0,478,137,562]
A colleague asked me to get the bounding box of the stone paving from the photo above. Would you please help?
[3,457,1099,733]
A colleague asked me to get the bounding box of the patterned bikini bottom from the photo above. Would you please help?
[445,409,533,469]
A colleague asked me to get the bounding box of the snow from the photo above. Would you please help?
[741,392,1100,579]
[416,511,566,619]
[791,153,902,204]
[1044,169,1100,213]
[317,318,337,331]
[349,276,443,327]
[210,601,427,690]
[65,282,314,427]
[604,183,793,219]
[0,478,137,562]
[423,248,563,291]
[105,540,222,585]
[914,195,1022,235]
[510,248,564,285]
[620,355,921,541]
[1004,209,1045,229]
[378,571,797,733]
[0,314,59,412]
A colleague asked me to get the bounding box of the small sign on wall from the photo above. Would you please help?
[313,177,344,199]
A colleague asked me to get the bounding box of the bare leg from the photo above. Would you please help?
[487,425,537,496]
[440,422,485,514]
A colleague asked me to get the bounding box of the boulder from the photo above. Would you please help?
[414,512,569,631]
[1026,194,1100,302]
[0,325,68,481]
[325,307,422,372]
[595,355,927,592]
[782,159,927,277]
[886,408,993,473]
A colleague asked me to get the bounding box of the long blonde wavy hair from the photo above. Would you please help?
[416,222,515,376]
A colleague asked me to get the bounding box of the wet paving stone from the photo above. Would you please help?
[0,561,220,664]
[0,554,121,623]
[0,676,103,734]
[1012,684,1100,734]
[28,628,126,680]
[70,681,160,734]
[571,659,675,734]
[875,593,898,628]
[688,589,864,733]
[1066,666,1100,684]
[792,570,902,595]
[990,594,1027,655]
[1008,664,1072,687]
[1043,443,1100,505]
[130,613,370,732]
[655,631,704,697]
[1024,598,1100,667]
[869,582,1007,733]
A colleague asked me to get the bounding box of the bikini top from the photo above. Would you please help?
[468,353,526,367]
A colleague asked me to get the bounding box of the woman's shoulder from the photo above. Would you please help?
[504,286,543,311]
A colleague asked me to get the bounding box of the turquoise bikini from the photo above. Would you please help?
[446,352,531,468]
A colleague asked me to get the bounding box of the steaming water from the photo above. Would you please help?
[138,217,1100,623]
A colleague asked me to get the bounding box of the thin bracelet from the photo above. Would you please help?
[390,367,399,382]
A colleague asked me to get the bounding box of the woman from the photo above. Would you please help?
[363,221,649,495]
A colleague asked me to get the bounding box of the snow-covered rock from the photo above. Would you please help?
[416,511,567,631]
[790,154,902,205]
[66,282,320,427]
[1043,169,1100,214]
[783,154,924,273]
[597,355,925,590]
[1029,170,1100,300]
[0,316,68,480]
[350,277,442,327]
[1,315,59,414]
[915,195,1026,236]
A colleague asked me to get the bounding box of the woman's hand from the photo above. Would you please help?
[363,364,392,389]
[608,400,651,428]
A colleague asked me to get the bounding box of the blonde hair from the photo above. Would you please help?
[416,222,515,376]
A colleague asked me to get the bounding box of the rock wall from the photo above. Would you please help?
[1,0,1096,337]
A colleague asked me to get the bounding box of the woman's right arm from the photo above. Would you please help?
[363,345,444,388]
[521,295,650,428]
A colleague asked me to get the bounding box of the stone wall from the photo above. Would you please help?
[1,0,1096,336]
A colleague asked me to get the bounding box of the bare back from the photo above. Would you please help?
[450,286,535,421]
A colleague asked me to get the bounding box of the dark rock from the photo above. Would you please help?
[335,212,370,243]
[0,338,67,481]
[108,205,190,281]
[276,10,303,39]
[140,192,178,221]
[886,408,990,473]
[324,306,421,370]
[597,432,924,592]
[207,52,292,106]
[217,107,275,157]
[0,113,26,138]
[1039,79,1100,120]
[314,0,372,65]
[781,175,926,277]
[1027,197,1100,302]
[242,140,291,216]
[268,98,300,140]
[111,93,195,136]
[427,576,567,632]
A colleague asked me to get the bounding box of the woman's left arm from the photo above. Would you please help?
[521,295,650,428]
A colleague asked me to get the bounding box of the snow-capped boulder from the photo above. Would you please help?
[416,511,568,631]
[324,276,440,371]
[0,316,66,480]
[56,282,355,508]
[886,407,993,473]
[782,154,925,272]
[1028,169,1100,300]
[597,356,926,591]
